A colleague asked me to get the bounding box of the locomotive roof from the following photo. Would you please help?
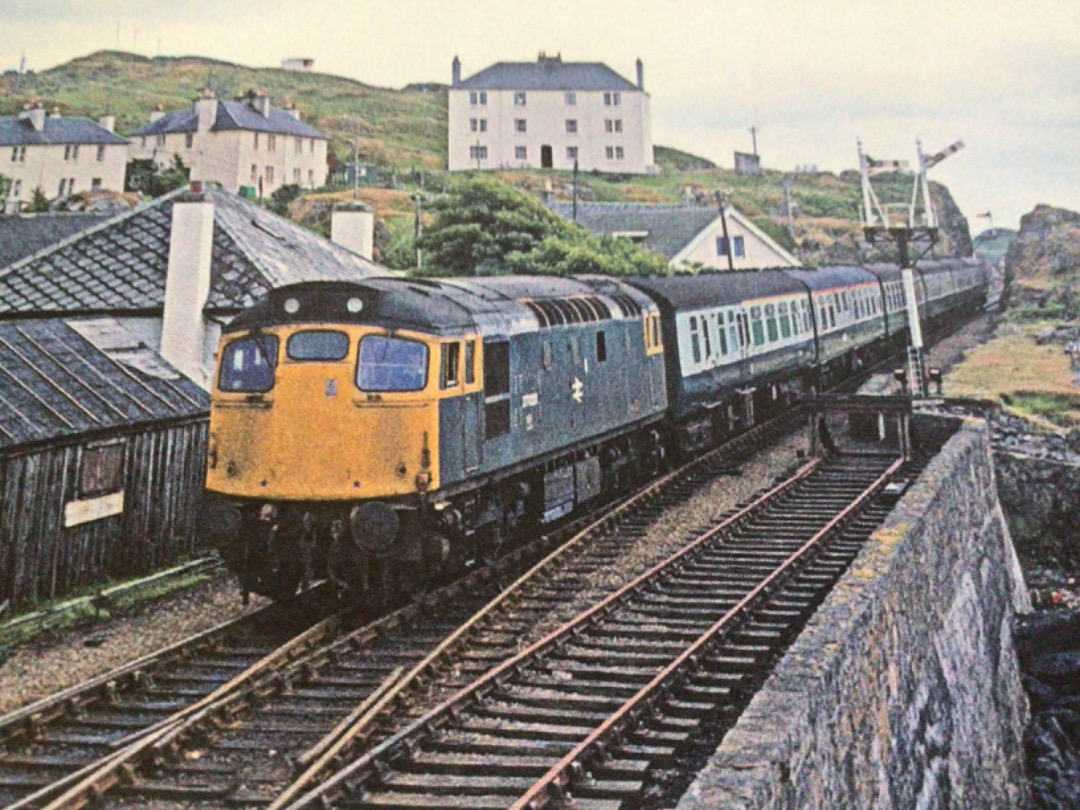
[626,270,805,309]
[225,275,656,338]
[782,265,880,290]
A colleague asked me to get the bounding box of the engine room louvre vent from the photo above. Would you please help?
[610,293,643,318]
[521,296,613,328]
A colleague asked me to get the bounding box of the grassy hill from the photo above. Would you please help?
[1,51,972,266]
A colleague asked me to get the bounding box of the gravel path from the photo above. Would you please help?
[0,575,267,715]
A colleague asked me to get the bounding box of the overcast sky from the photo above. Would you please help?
[3,0,1078,230]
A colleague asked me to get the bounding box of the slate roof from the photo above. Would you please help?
[0,185,387,317]
[0,214,109,267]
[130,100,325,139]
[457,60,639,92]
[550,202,718,260]
[0,317,208,451]
[0,116,129,147]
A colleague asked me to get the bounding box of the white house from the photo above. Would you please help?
[1,105,129,209]
[128,90,328,196]
[549,201,800,270]
[448,54,654,174]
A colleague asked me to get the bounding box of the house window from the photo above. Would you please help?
[615,146,624,159]
[268,134,276,151]
[566,146,578,160]
[295,137,302,153]
[310,138,316,153]
[91,178,102,190]
[604,92,621,106]
[58,178,67,196]
[716,236,746,258]
[266,166,274,184]
[565,119,578,134]
[605,119,623,133]
[254,133,260,149]
[469,144,488,160]
[79,441,126,498]
[155,133,165,146]
[64,145,72,160]
[12,180,21,196]
[308,169,315,187]
[293,168,301,183]
[514,91,527,105]
[515,146,527,160]
[184,133,194,149]
[470,118,479,132]
[565,92,576,105]
[514,118,527,133]
[251,164,258,182]
[469,91,488,105]
[606,146,614,159]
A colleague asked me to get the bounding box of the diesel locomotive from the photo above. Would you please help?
[201,259,988,601]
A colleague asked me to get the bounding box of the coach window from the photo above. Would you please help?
[651,315,660,348]
[689,316,702,363]
[596,330,608,362]
[702,316,713,359]
[440,342,461,388]
[750,307,765,347]
[765,304,778,342]
[717,314,729,355]
[465,340,476,384]
[779,303,792,339]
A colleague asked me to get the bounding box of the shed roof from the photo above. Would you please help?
[130,100,325,140]
[0,185,387,317]
[457,59,639,92]
[0,317,207,450]
[0,116,129,147]
[0,214,109,267]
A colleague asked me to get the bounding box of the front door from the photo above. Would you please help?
[541,145,553,169]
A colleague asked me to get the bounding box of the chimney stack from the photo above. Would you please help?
[194,90,216,131]
[253,91,271,117]
[636,58,644,90]
[162,188,215,388]
[98,114,115,133]
[331,203,375,261]
[452,56,461,87]
[49,107,61,118]
[20,103,46,132]
[282,104,301,121]
[149,105,165,124]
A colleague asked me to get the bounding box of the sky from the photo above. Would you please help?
[2,0,1078,230]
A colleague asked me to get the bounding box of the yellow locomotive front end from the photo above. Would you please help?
[201,281,476,601]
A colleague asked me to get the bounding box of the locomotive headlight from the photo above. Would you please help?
[347,297,364,314]
[283,297,300,314]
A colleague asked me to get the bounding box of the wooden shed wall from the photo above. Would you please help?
[0,418,208,610]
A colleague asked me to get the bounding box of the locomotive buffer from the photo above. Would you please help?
[858,138,964,397]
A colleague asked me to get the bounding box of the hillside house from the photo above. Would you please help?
[0,318,208,610]
[0,105,129,210]
[128,90,328,196]
[549,201,800,270]
[0,184,386,388]
[448,54,654,174]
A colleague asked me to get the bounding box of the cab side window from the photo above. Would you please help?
[440,342,461,389]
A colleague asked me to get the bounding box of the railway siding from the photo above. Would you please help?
[678,415,1032,810]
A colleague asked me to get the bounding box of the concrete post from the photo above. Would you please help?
[162,189,214,388]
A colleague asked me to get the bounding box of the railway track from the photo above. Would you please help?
[279,452,913,810]
[5,408,806,810]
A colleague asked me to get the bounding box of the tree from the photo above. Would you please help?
[0,174,10,201]
[412,176,668,278]
[269,184,303,217]
[27,187,49,213]
[126,155,190,197]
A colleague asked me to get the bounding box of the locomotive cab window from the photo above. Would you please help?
[219,335,279,392]
[356,336,428,392]
[465,340,476,384]
[286,330,349,362]
[440,342,461,388]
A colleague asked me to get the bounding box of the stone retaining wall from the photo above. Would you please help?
[678,418,1032,809]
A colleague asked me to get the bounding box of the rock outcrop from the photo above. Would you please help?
[1004,205,1080,316]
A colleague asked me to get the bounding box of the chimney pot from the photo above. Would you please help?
[636,58,644,90]
[452,56,461,87]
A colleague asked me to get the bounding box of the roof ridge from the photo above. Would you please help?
[0,187,187,281]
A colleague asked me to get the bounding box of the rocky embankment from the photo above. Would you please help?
[1004,205,1080,316]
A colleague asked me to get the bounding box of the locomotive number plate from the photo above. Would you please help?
[325,379,338,397]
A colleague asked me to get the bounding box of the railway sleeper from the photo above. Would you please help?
[540,662,659,685]
[494,686,627,713]
[450,717,598,743]
[583,623,707,642]
[512,674,640,699]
